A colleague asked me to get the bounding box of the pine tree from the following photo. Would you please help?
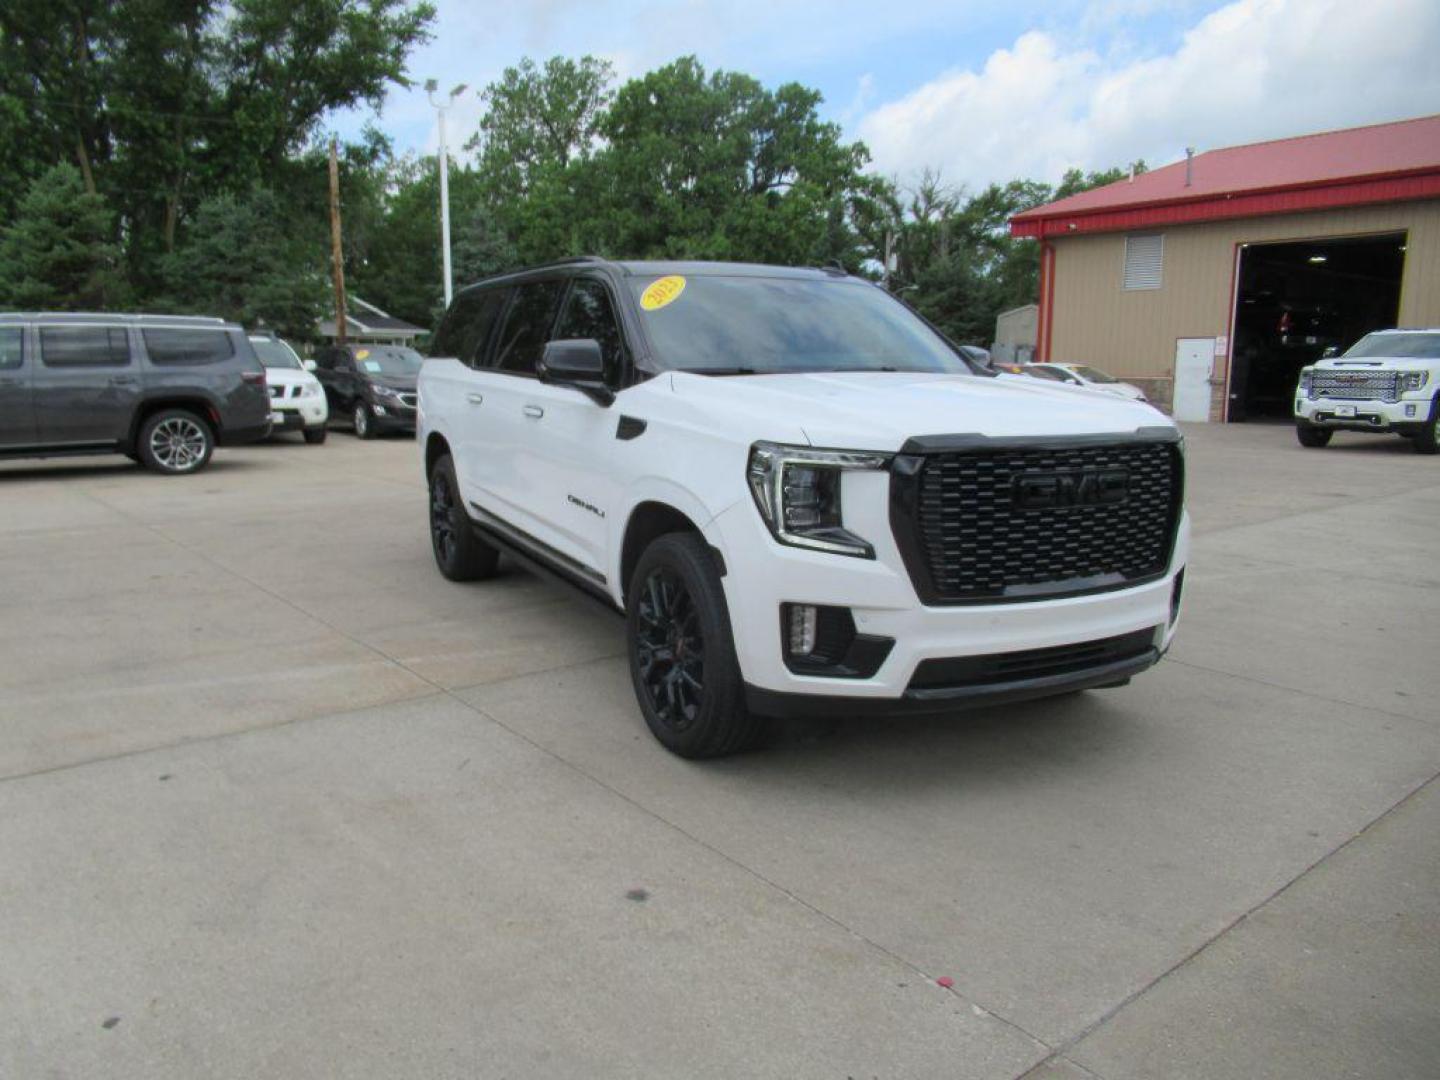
[0,163,127,310]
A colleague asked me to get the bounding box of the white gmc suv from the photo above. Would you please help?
[419,260,1189,757]
[1294,329,1440,453]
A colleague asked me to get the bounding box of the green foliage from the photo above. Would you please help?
[158,189,328,340]
[0,163,127,309]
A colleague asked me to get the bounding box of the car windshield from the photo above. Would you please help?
[1025,366,1068,382]
[1071,365,1118,383]
[354,346,423,375]
[250,336,302,369]
[629,274,973,376]
[1342,332,1440,360]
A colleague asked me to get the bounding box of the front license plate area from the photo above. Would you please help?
[1333,405,1356,418]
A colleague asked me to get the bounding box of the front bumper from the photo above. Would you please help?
[705,489,1189,703]
[269,400,328,430]
[368,400,417,431]
[1295,393,1434,434]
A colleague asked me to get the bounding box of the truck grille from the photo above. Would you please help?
[1311,371,1399,402]
[399,392,417,409]
[890,435,1183,604]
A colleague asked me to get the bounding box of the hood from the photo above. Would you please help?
[367,373,418,391]
[667,371,1170,452]
[1315,355,1433,371]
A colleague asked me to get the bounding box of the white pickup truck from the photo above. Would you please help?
[1295,329,1440,453]
[418,259,1189,757]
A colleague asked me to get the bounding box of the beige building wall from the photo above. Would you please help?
[1046,199,1440,418]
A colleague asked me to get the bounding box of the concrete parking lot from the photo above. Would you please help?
[1,423,1437,1079]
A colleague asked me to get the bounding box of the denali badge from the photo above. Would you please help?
[1013,469,1129,510]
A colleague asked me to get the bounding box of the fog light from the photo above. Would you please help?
[788,604,818,656]
[1405,404,1417,418]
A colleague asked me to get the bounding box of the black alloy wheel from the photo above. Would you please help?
[626,532,760,757]
[427,454,500,581]
[353,401,374,439]
[634,566,707,734]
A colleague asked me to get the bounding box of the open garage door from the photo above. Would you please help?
[1228,233,1406,421]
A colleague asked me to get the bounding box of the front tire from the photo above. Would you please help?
[1296,423,1331,448]
[303,426,328,445]
[627,532,762,758]
[353,402,374,439]
[1411,408,1438,454]
[138,409,214,475]
[428,454,500,581]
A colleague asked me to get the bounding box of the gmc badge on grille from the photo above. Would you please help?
[1013,469,1129,510]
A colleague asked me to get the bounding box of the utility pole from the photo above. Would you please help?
[328,138,348,345]
[427,80,468,308]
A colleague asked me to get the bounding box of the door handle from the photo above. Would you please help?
[467,392,484,405]
[523,405,544,419]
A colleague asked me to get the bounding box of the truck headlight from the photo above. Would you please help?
[372,384,401,398]
[747,442,888,558]
[1398,371,1428,393]
[1298,368,1314,396]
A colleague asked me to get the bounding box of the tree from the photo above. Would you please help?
[588,57,873,266]
[0,0,435,287]
[159,188,328,339]
[0,163,126,309]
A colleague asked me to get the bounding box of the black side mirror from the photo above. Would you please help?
[539,338,613,406]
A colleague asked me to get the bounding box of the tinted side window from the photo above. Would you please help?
[0,328,21,370]
[492,281,565,375]
[40,327,130,367]
[143,328,235,366]
[433,288,508,368]
[554,280,624,381]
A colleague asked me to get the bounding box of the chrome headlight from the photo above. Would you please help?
[302,383,323,398]
[1298,368,1314,396]
[746,442,889,558]
[372,384,401,398]
[1398,371,1429,393]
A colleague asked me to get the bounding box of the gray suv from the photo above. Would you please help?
[0,312,272,474]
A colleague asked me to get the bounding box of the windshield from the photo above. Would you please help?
[1071,365,1118,384]
[249,336,302,369]
[354,346,423,376]
[629,274,973,376]
[1342,332,1440,360]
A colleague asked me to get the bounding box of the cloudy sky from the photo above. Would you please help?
[338,0,1440,191]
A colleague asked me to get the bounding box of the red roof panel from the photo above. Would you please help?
[1011,114,1440,237]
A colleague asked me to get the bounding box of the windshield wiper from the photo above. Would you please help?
[679,366,760,376]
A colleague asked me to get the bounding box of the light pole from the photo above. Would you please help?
[426,79,468,308]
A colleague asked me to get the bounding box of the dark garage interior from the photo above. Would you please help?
[1228,232,1407,421]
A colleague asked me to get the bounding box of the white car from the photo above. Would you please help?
[419,260,1188,757]
[1294,329,1439,453]
[248,334,329,444]
[1024,362,1148,402]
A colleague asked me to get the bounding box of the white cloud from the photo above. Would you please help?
[858,0,1440,192]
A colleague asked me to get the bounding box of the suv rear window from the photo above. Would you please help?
[434,288,508,367]
[0,328,21,370]
[143,328,235,366]
[40,327,130,367]
[492,281,565,374]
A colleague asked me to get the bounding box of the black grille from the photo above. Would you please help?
[891,435,1183,604]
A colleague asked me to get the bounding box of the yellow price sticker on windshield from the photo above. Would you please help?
[640,275,686,312]
[355,348,370,359]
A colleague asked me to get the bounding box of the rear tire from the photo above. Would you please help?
[303,426,328,445]
[137,409,214,475]
[428,454,500,581]
[353,402,374,439]
[627,532,762,758]
[1411,408,1438,454]
[1296,424,1331,448]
